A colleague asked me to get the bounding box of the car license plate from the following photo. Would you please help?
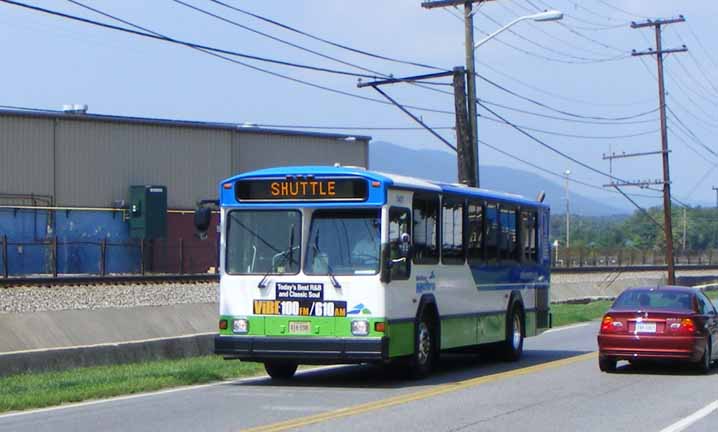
[289,321,311,334]
[635,322,656,333]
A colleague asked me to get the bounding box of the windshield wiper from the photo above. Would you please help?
[258,224,297,288]
[312,238,341,289]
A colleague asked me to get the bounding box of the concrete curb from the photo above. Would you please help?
[0,333,215,377]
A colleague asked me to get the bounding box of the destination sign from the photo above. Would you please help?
[235,178,368,201]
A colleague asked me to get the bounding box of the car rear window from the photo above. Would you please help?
[612,289,695,311]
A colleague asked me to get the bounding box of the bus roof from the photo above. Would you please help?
[223,165,548,209]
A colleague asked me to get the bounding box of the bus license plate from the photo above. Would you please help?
[635,322,656,333]
[289,321,311,334]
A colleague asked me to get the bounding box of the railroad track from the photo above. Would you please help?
[551,264,718,273]
[2,264,718,287]
[0,273,219,287]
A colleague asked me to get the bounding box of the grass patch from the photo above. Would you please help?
[550,300,613,328]
[0,356,263,414]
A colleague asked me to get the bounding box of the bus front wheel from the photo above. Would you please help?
[409,315,436,379]
[264,361,298,380]
[500,305,524,362]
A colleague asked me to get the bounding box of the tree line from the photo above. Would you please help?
[551,206,718,251]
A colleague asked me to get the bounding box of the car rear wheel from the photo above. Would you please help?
[697,339,712,374]
[264,361,298,380]
[599,356,616,373]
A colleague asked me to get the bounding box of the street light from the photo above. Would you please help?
[564,169,571,249]
[473,10,564,49]
[465,9,563,188]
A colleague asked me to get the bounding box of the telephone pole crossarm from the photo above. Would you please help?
[603,180,666,188]
[421,0,488,9]
[357,70,454,88]
[630,16,685,28]
[632,46,688,57]
[602,150,669,160]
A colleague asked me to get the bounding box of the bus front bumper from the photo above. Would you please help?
[214,335,389,364]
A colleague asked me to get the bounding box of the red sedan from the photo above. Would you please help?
[597,286,718,373]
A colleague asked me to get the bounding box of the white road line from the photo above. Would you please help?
[659,400,718,432]
[542,323,590,334]
[0,332,216,356]
[0,365,344,420]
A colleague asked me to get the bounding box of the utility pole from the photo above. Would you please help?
[713,186,718,208]
[422,0,493,187]
[630,16,687,285]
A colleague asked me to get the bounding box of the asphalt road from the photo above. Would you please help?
[1,322,717,432]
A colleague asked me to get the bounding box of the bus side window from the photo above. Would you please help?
[520,210,538,263]
[484,203,499,264]
[442,196,465,265]
[412,193,440,265]
[467,200,483,265]
[499,208,518,262]
[389,207,411,280]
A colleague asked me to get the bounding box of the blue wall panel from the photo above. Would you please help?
[0,209,140,275]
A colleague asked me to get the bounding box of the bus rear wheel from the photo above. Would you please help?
[264,361,298,380]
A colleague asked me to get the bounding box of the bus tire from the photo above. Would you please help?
[409,312,436,379]
[264,361,298,380]
[500,303,524,362]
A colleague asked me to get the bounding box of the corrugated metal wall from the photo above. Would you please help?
[0,113,368,209]
[55,120,232,208]
[236,132,367,172]
[0,116,54,199]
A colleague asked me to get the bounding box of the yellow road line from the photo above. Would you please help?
[242,352,598,432]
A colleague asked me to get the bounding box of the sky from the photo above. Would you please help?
[1,0,717,210]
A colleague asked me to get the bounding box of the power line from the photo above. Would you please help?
[526,0,628,30]
[593,0,652,20]
[477,73,660,121]
[446,8,628,65]
[7,0,380,79]
[4,0,456,116]
[499,0,622,58]
[479,138,661,198]
[477,8,621,63]
[476,58,653,107]
[206,0,446,72]
[479,113,658,140]
[527,0,630,52]
[166,0,401,80]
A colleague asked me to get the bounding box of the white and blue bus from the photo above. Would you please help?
[197,165,551,379]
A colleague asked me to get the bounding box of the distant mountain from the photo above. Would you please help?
[369,141,629,216]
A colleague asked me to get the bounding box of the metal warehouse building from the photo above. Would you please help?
[0,108,370,276]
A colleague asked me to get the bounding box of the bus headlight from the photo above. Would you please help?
[232,319,249,334]
[351,320,369,336]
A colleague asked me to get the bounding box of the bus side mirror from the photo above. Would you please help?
[194,207,212,240]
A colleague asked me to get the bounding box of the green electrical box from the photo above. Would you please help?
[128,185,167,239]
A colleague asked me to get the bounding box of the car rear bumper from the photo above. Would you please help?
[597,334,704,362]
[215,335,389,364]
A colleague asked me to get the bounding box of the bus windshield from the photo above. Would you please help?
[305,209,381,276]
[226,210,301,275]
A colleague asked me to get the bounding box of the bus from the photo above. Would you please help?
[195,165,551,379]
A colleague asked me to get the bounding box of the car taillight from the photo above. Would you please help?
[601,315,613,332]
[601,315,624,333]
[681,318,696,333]
[668,317,696,334]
